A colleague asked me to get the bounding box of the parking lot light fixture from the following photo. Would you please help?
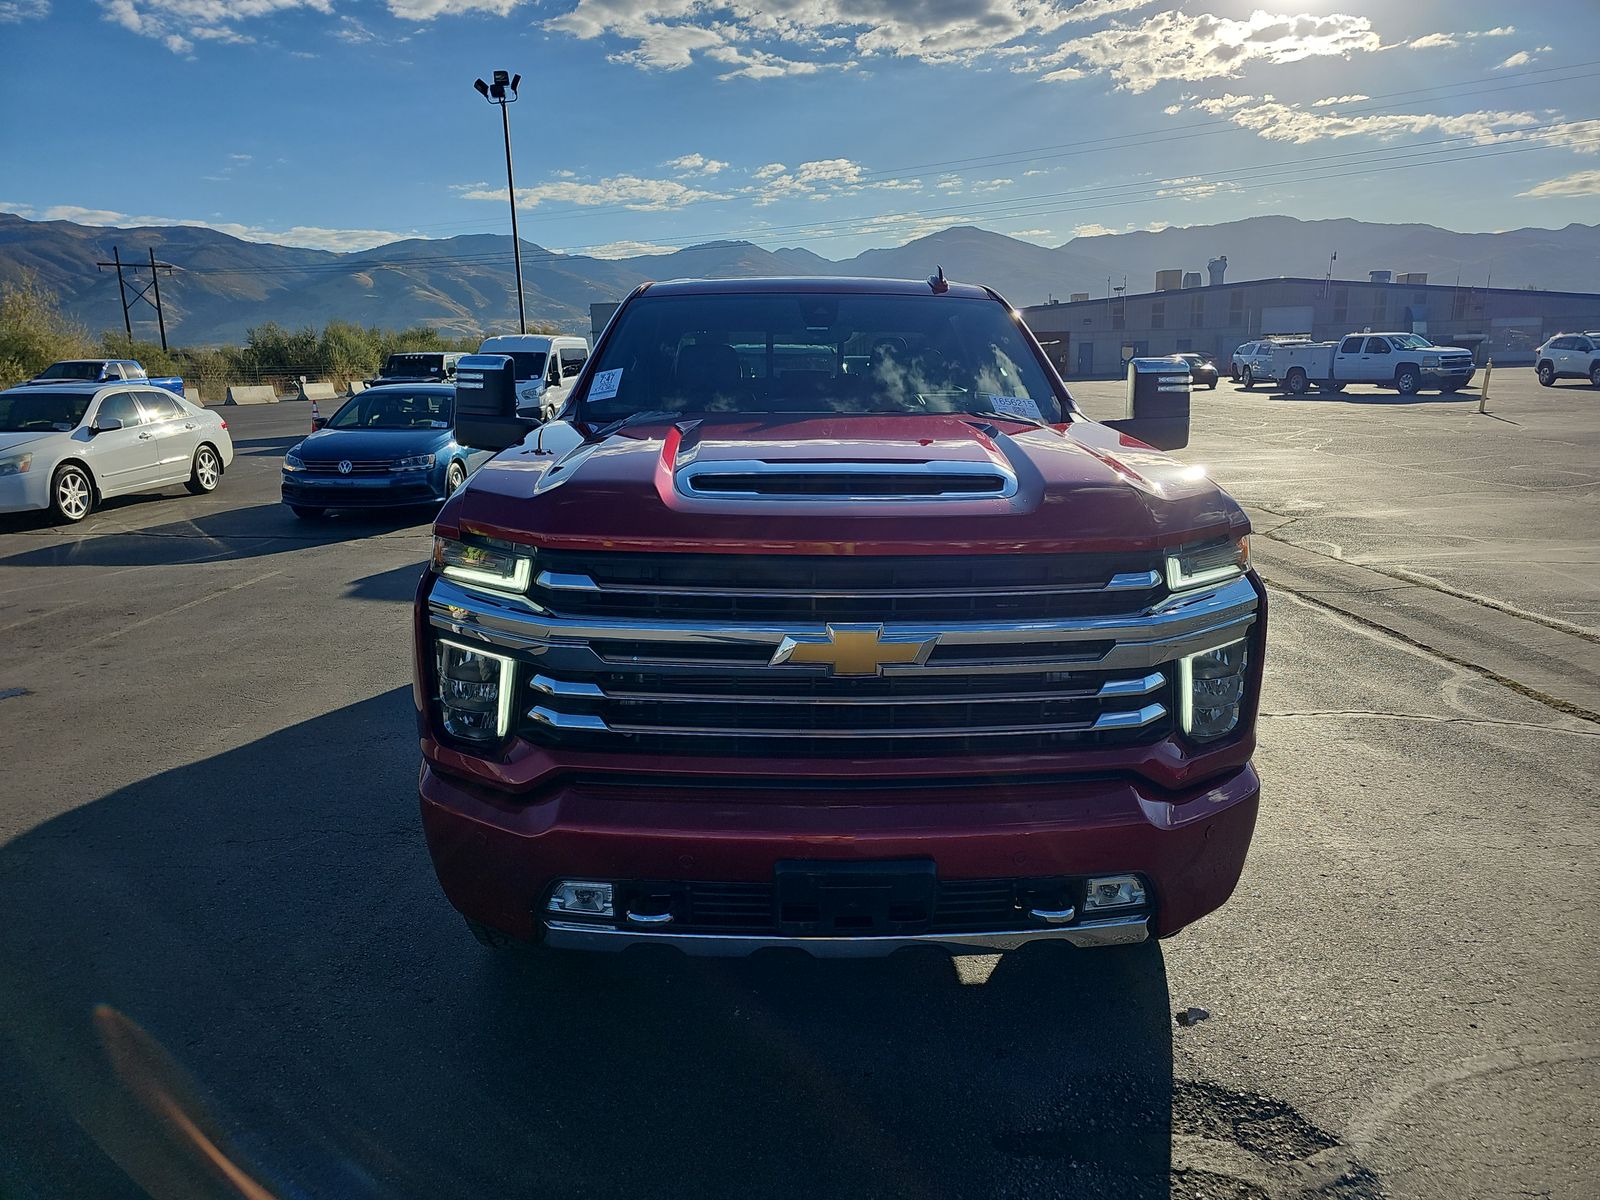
[473,70,527,334]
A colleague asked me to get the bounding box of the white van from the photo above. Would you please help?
[476,334,590,420]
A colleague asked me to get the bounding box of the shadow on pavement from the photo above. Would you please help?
[0,688,1175,1200]
[0,504,429,568]
[1264,389,1478,406]
[345,562,429,604]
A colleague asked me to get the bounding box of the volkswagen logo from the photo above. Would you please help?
[337,460,353,475]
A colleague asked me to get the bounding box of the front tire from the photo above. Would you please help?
[1590,363,1600,388]
[186,444,221,495]
[1241,366,1255,388]
[51,463,94,524]
[1537,362,1555,387]
[1208,380,1217,390]
[1395,367,1421,396]
[444,459,466,496]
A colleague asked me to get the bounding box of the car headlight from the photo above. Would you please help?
[432,535,532,592]
[1422,355,1441,368]
[1179,638,1250,742]
[436,638,514,743]
[0,452,32,477]
[283,450,305,473]
[1165,535,1249,591]
[393,453,436,472]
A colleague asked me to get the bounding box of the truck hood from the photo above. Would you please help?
[448,414,1246,555]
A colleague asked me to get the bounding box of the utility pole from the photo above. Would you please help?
[474,70,526,333]
[95,246,176,349]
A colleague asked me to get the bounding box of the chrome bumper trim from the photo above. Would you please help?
[542,914,1149,957]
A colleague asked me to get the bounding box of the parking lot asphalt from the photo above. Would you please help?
[1,397,1596,1199]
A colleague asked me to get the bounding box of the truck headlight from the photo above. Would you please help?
[1422,355,1441,368]
[393,453,436,472]
[1166,535,1249,591]
[432,535,532,592]
[436,638,514,742]
[1179,638,1249,741]
[283,450,305,473]
[0,452,32,477]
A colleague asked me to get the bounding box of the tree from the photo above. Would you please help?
[0,270,94,388]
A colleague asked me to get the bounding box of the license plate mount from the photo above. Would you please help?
[775,859,936,937]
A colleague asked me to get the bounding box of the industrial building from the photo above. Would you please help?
[1022,262,1600,378]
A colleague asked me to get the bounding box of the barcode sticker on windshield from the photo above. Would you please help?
[589,368,623,400]
[985,394,1044,421]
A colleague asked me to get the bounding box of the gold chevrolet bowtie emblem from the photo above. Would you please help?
[770,624,935,676]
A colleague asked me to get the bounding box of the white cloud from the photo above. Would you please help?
[1186,94,1552,146]
[1005,228,1055,240]
[1468,25,1515,38]
[1520,170,1600,198]
[664,152,729,175]
[25,204,407,251]
[97,0,332,53]
[970,177,1014,193]
[1040,9,1382,92]
[1070,222,1118,237]
[1407,32,1456,50]
[571,239,681,258]
[1494,46,1549,70]
[1312,93,1367,106]
[541,0,1137,76]
[0,0,49,21]
[456,173,725,212]
[1155,177,1239,200]
[387,0,520,17]
[753,162,788,180]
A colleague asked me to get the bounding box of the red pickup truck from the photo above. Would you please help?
[415,277,1264,957]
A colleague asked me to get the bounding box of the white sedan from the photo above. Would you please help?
[0,382,234,523]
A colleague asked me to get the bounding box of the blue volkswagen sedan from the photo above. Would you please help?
[281,384,490,518]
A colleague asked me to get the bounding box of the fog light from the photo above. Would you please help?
[436,638,513,742]
[548,881,614,918]
[1180,637,1249,742]
[1085,875,1147,912]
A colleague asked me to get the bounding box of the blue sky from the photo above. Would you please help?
[1,0,1597,256]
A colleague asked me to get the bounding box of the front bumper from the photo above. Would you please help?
[1422,367,1475,388]
[0,469,51,514]
[282,473,444,508]
[419,760,1260,952]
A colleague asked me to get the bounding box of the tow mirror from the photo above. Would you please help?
[1104,357,1191,451]
[454,354,533,452]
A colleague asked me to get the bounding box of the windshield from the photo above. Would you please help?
[34,361,103,380]
[582,292,1063,422]
[1389,333,1434,349]
[325,390,453,430]
[0,390,94,432]
[505,351,546,381]
[382,354,444,376]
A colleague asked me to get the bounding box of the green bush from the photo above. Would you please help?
[0,271,95,388]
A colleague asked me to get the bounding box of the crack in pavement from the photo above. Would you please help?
[1261,711,1600,738]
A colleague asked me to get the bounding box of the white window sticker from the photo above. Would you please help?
[984,393,1044,421]
[588,368,623,401]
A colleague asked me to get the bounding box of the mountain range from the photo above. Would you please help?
[2,211,1596,346]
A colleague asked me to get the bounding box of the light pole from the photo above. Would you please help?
[474,70,526,334]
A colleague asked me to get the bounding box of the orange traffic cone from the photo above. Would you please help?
[309,400,320,432]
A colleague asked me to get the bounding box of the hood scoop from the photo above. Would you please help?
[677,459,1018,502]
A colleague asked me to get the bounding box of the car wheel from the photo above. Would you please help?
[445,459,467,496]
[1590,363,1600,388]
[289,505,326,520]
[1208,380,1217,390]
[186,444,221,495]
[1286,368,1308,395]
[51,463,94,524]
[1241,366,1255,388]
[1537,362,1556,387]
[1395,368,1420,395]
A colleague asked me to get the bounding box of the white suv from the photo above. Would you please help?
[477,334,590,419]
[1534,333,1600,388]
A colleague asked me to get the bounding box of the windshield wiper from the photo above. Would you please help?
[964,408,1055,430]
[586,410,681,441]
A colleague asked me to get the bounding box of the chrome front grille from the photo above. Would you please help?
[426,563,1260,761]
[531,549,1164,623]
[302,459,391,475]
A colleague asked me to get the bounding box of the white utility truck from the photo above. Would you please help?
[1268,333,1475,396]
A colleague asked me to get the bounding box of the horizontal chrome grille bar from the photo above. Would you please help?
[522,701,1167,739]
[533,568,1161,599]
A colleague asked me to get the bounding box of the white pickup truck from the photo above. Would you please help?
[1268,333,1475,396]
